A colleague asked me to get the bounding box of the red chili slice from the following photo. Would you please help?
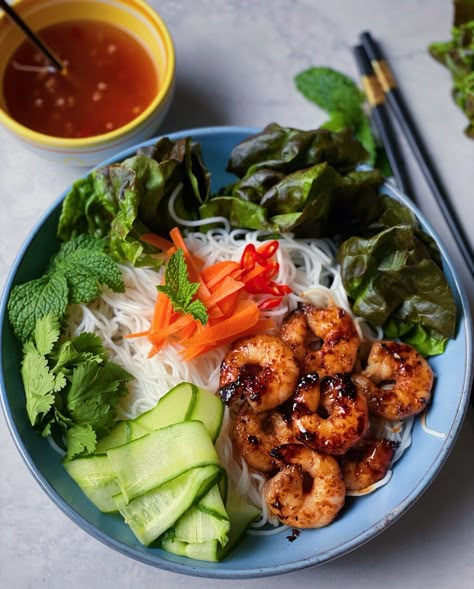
[258,297,282,310]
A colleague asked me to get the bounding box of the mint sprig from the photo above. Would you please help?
[8,235,124,342]
[156,249,208,325]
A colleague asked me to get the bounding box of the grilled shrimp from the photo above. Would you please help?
[280,305,360,376]
[233,401,297,474]
[279,309,307,364]
[219,334,300,413]
[341,438,399,492]
[264,443,345,528]
[293,372,370,455]
[304,305,360,377]
[359,341,434,420]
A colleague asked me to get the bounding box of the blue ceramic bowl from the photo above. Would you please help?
[1,127,472,578]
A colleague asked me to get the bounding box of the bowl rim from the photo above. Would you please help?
[0,0,175,148]
[1,125,473,578]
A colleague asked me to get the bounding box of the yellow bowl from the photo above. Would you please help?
[0,0,175,166]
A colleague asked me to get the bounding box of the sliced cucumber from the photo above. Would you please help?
[198,483,228,520]
[95,421,131,454]
[161,487,260,562]
[220,488,261,559]
[115,464,222,546]
[189,386,225,443]
[107,420,220,503]
[169,483,230,545]
[160,536,221,562]
[170,507,230,546]
[130,383,224,442]
[63,454,120,513]
[128,420,152,441]
[133,382,196,431]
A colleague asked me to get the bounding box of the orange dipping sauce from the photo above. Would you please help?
[3,20,158,138]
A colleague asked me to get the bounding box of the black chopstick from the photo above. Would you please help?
[353,44,414,199]
[0,0,65,73]
[360,30,474,277]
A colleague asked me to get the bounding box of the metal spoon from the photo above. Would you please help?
[0,0,66,73]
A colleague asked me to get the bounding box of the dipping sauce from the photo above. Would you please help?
[3,20,158,138]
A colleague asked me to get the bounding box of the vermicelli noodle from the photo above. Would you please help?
[64,229,410,528]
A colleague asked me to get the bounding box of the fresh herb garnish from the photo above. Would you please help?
[157,249,208,325]
[8,234,124,343]
[429,17,474,138]
[21,314,132,459]
[294,66,381,167]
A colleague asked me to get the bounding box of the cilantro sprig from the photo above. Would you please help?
[21,315,133,459]
[156,249,208,325]
[8,235,124,343]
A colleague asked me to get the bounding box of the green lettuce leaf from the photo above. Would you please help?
[429,20,474,137]
[226,123,368,177]
[338,225,457,355]
[57,136,211,266]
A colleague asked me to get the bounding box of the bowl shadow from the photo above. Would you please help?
[159,75,229,134]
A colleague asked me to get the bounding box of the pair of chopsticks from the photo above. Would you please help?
[354,31,474,278]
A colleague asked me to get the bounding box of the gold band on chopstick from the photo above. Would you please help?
[361,75,385,106]
[372,59,396,92]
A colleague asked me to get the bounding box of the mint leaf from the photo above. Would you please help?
[66,424,97,459]
[186,300,209,325]
[51,234,125,303]
[8,273,69,343]
[8,235,124,343]
[157,249,209,324]
[355,117,377,166]
[294,66,391,175]
[295,66,364,126]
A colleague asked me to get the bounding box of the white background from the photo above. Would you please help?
[1,1,473,587]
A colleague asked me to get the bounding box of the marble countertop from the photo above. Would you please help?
[1,1,473,587]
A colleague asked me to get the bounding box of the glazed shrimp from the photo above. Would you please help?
[303,305,360,377]
[280,305,360,376]
[279,309,307,364]
[264,443,345,528]
[233,401,297,474]
[360,341,434,420]
[219,334,300,413]
[341,438,399,492]
[293,372,370,455]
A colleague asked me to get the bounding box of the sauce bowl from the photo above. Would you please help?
[0,0,175,166]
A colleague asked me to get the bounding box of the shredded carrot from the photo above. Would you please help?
[203,276,244,308]
[140,232,175,253]
[125,329,150,339]
[201,260,242,289]
[149,313,195,344]
[150,289,172,335]
[183,299,260,348]
[129,227,289,361]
